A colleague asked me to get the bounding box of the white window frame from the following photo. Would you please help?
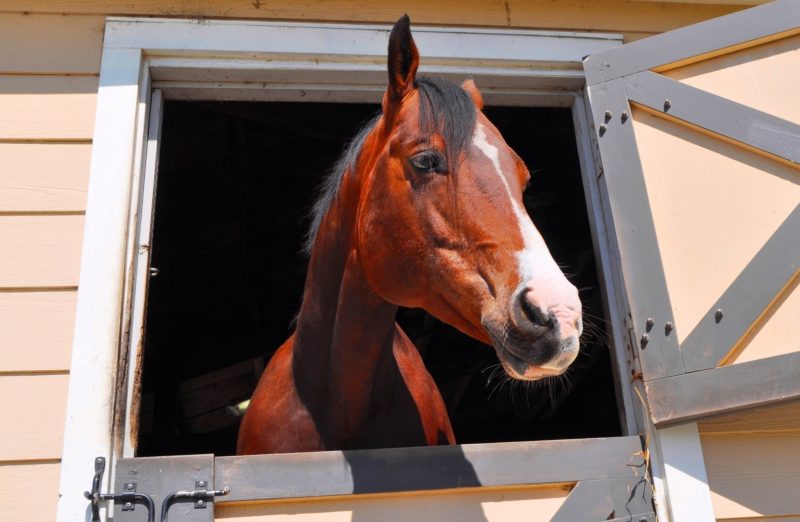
[57,18,694,521]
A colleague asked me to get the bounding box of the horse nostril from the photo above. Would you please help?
[520,293,555,328]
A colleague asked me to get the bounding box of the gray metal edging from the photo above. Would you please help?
[584,0,800,85]
[586,78,684,381]
[215,437,644,502]
[645,351,800,426]
[625,70,800,165]
[681,205,800,372]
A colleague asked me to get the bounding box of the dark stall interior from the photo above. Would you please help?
[136,99,621,457]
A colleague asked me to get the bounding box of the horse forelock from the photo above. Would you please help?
[416,77,477,165]
[303,76,477,257]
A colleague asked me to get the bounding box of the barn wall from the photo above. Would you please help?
[0,2,758,521]
[699,401,800,521]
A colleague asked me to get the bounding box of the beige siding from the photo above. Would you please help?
[0,13,104,74]
[0,462,61,522]
[0,374,70,460]
[0,1,748,39]
[0,143,90,212]
[0,76,97,140]
[0,291,76,372]
[701,431,800,520]
[699,402,800,520]
[216,485,571,521]
[0,215,84,288]
[0,2,755,522]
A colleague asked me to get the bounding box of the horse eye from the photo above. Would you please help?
[410,152,446,174]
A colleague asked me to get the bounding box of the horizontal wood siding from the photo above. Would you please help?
[0,291,77,372]
[0,462,61,522]
[701,432,800,520]
[0,1,748,40]
[0,13,104,74]
[0,143,91,212]
[0,215,84,288]
[0,374,70,460]
[700,401,800,520]
[0,76,97,140]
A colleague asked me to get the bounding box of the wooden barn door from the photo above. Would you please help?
[584,0,799,429]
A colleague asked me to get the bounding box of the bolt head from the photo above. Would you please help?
[124,502,133,508]
[715,309,724,323]
[198,480,205,487]
[197,500,205,506]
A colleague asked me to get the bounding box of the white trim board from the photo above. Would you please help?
[57,18,622,522]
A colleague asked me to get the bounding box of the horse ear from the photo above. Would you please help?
[386,15,419,102]
[461,78,484,110]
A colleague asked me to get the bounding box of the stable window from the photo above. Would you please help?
[61,18,658,522]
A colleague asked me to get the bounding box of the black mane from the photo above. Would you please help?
[303,76,477,255]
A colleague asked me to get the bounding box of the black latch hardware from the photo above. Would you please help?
[84,456,156,522]
[160,482,229,521]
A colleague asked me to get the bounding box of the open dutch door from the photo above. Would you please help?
[581,3,800,518]
[584,0,799,427]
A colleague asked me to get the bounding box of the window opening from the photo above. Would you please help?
[136,100,620,457]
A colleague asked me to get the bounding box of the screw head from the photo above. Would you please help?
[621,111,629,123]
[664,99,672,111]
[640,333,649,349]
[604,110,613,122]
[197,500,205,506]
[125,483,134,491]
[664,321,674,335]
[715,309,724,323]
[198,480,206,487]
[598,123,607,136]
[124,502,133,508]
[645,317,655,331]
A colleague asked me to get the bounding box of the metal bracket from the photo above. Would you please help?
[160,481,229,521]
[114,454,222,522]
[84,456,156,522]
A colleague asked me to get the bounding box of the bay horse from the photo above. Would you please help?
[237,15,582,455]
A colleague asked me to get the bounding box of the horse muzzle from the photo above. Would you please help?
[481,282,582,381]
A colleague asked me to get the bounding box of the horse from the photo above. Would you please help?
[236,15,582,455]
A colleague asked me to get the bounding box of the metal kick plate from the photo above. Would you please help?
[114,454,214,522]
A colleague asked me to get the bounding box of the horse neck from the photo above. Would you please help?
[292,160,399,442]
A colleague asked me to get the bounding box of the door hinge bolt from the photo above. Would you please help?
[645,317,654,331]
[604,110,613,122]
[640,334,649,349]
[664,322,674,335]
[715,309,724,323]
[663,99,672,111]
[598,123,607,136]
[621,111,629,123]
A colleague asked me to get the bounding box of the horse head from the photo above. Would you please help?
[356,15,583,381]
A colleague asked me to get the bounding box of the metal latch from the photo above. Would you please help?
[85,456,156,522]
[161,481,229,521]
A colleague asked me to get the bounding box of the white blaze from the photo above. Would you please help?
[472,123,563,283]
